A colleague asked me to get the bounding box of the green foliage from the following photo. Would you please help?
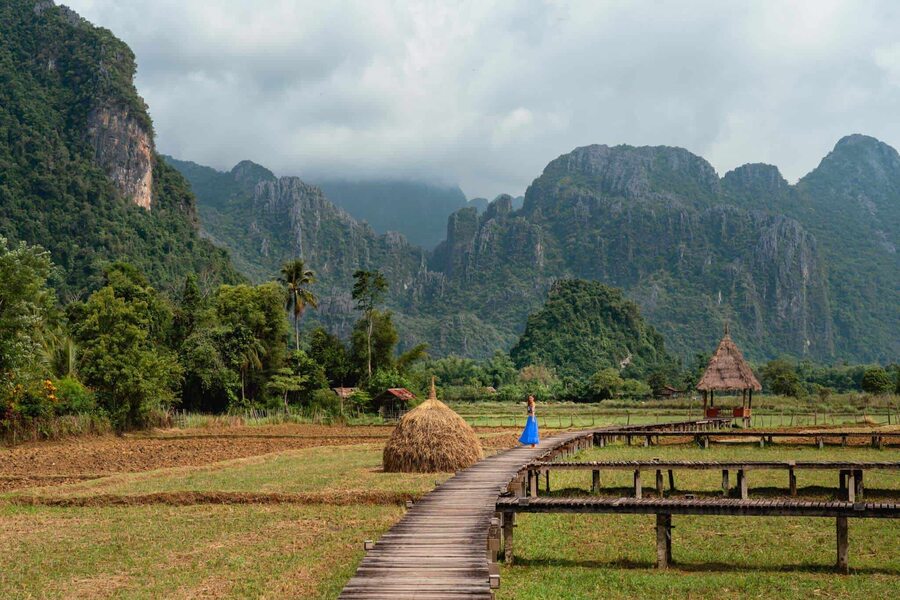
[0,2,240,298]
[71,285,183,430]
[511,279,678,381]
[590,368,624,400]
[0,237,54,380]
[760,359,805,398]
[279,259,317,351]
[351,309,398,380]
[365,368,413,396]
[308,327,354,387]
[53,375,96,415]
[861,367,893,395]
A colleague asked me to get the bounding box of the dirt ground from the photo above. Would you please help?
[0,424,521,492]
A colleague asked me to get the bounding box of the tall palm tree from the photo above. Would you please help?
[279,259,317,351]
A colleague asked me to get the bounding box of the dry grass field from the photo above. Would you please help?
[1,420,898,599]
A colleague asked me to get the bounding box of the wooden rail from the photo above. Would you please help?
[594,429,900,449]
[524,460,900,501]
[495,496,900,572]
[340,419,725,598]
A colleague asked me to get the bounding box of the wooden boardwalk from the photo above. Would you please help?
[339,429,591,599]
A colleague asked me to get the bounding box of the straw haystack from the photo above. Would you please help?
[697,327,761,392]
[383,379,483,473]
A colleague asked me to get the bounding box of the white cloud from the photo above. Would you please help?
[65,0,900,197]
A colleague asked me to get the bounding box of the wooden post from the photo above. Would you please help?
[721,469,730,496]
[855,470,864,501]
[836,516,849,573]
[592,469,600,493]
[839,470,847,499]
[545,469,550,494]
[818,437,824,450]
[634,470,642,499]
[529,470,538,497]
[846,471,856,503]
[656,513,672,569]
[656,469,664,497]
[502,512,515,564]
[789,468,797,496]
[668,469,676,492]
[738,469,748,500]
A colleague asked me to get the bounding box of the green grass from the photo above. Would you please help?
[499,443,900,599]
[0,503,400,599]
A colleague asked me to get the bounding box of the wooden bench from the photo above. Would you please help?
[524,460,900,501]
[496,496,900,573]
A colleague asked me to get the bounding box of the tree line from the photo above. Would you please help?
[2,236,897,439]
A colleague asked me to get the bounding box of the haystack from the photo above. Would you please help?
[382,379,483,473]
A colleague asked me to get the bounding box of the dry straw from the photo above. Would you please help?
[382,378,483,473]
[696,328,762,392]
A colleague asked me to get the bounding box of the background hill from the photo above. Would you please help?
[0,1,240,297]
[170,139,899,363]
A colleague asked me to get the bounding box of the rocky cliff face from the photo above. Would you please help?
[172,138,897,363]
[0,0,240,294]
[87,104,154,209]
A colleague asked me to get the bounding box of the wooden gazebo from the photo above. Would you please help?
[696,326,761,427]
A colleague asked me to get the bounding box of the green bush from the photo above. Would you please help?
[54,377,97,415]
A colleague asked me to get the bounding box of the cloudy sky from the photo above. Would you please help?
[67,0,900,198]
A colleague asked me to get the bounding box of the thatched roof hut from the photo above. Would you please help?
[697,331,761,392]
[382,379,483,473]
[696,326,761,424]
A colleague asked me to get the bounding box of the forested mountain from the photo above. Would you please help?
[173,140,898,363]
[510,279,678,380]
[0,1,240,298]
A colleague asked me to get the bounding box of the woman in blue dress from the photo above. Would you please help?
[519,395,540,447]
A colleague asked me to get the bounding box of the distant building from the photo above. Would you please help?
[332,387,358,400]
[655,385,684,399]
[371,388,416,419]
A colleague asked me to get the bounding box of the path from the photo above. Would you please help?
[339,429,590,599]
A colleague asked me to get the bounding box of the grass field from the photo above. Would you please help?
[1,417,898,598]
[498,442,900,599]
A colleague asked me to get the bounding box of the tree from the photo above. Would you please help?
[861,367,893,395]
[396,343,429,374]
[267,368,308,411]
[760,359,805,397]
[351,308,397,379]
[484,351,518,388]
[0,238,55,381]
[72,286,183,430]
[279,259,317,351]
[591,368,624,400]
[308,327,353,387]
[351,270,388,377]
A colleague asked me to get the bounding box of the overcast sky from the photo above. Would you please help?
[66,0,900,199]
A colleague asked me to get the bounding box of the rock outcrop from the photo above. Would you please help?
[87,104,154,210]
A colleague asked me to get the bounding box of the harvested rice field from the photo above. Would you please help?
[2,422,899,599]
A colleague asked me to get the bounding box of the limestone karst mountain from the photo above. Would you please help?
[0,0,240,294]
[170,137,899,363]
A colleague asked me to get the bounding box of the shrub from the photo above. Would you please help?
[54,377,97,415]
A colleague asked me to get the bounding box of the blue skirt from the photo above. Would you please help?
[519,415,539,445]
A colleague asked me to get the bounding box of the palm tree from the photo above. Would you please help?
[238,339,265,404]
[279,259,317,351]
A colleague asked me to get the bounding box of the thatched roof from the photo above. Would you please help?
[696,331,761,392]
[382,379,483,473]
